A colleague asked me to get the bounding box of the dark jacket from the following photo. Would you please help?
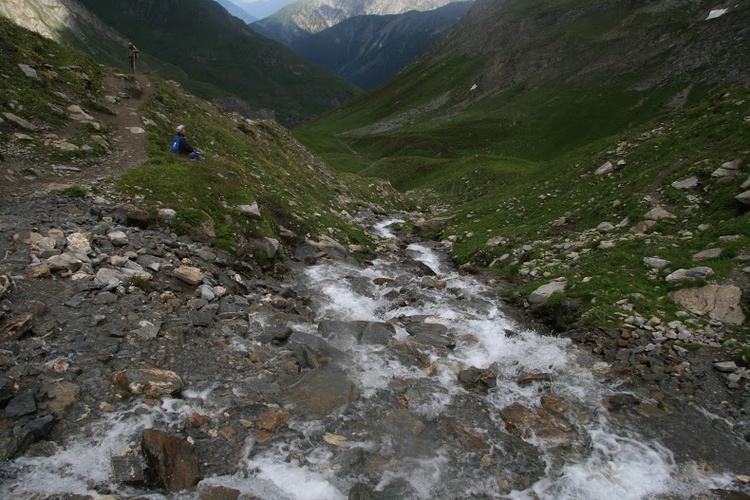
[175,135,195,155]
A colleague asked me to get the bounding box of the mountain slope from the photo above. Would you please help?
[300,0,750,164]
[214,0,258,23]
[252,0,469,44]
[4,0,359,126]
[296,0,750,337]
[290,2,473,89]
[0,15,400,253]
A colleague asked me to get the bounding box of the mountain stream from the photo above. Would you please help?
[0,216,744,499]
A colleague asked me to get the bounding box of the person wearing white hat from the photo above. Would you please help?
[171,124,204,162]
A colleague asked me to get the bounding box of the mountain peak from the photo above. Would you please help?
[252,0,472,43]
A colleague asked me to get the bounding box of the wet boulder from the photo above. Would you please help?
[349,482,380,499]
[458,367,497,392]
[404,320,455,350]
[318,320,395,346]
[283,367,359,419]
[601,393,641,411]
[257,406,292,431]
[43,380,80,415]
[111,453,146,485]
[500,401,573,448]
[24,414,56,440]
[199,484,242,500]
[257,325,293,345]
[3,392,36,418]
[141,429,200,492]
[0,427,34,460]
[113,369,185,398]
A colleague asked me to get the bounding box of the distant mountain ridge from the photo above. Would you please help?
[214,0,258,23]
[252,0,467,44]
[235,0,295,19]
[291,2,473,89]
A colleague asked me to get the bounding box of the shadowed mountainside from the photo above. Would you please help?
[290,2,474,89]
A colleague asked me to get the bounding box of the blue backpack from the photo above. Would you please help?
[171,136,180,153]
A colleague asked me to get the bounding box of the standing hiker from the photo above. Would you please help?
[127,42,139,74]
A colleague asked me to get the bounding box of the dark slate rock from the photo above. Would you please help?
[405,322,455,349]
[191,309,214,327]
[136,254,164,272]
[111,454,146,484]
[318,320,394,346]
[24,414,56,440]
[458,367,497,392]
[0,427,33,460]
[3,392,36,418]
[0,377,14,407]
[257,326,293,345]
[217,295,250,315]
[293,245,326,264]
[289,331,332,352]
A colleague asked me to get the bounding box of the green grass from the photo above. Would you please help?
[117,77,404,252]
[0,17,104,129]
[432,86,750,334]
[297,23,750,337]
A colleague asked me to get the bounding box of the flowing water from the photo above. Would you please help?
[0,217,742,499]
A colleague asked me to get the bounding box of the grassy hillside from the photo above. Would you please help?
[0,16,402,258]
[295,0,750,338]
[75,0,361,126]
[297,0,749,165]
[118,77,402,253]
[0,16,105,135]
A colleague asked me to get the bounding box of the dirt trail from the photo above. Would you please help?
[0,72,152,205]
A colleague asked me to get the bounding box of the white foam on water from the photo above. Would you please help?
[237,439,346,500]
[182,386,214,401]
[406,242,444,275]
[343,346,426,397]
[510,423,678,500]
[244,457,345,500]
[305,266,381,322]
[0,406,157,497]
[375,449,450,499]
[372,218,404,238]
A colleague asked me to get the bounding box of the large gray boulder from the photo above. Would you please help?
[670,285,745,325]
[528,279,567,305]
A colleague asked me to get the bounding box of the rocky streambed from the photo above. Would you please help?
[1,191,750,499]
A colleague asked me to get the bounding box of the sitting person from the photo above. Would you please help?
[171,124,204,161]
